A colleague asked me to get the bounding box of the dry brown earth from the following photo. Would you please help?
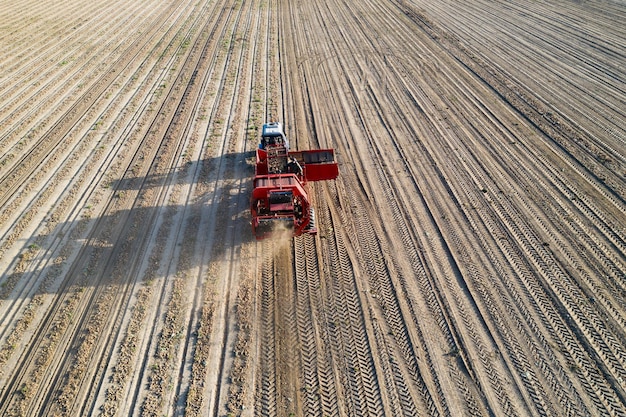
[0,0,624,415]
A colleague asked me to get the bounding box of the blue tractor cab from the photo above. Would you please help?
[260,122,289,150]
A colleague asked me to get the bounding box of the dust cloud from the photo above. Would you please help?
[265,221,294,258]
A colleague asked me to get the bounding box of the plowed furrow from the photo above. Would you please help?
[46,6,218,411]
[0,1,232,414]
[135,0,253,413]
[0,0,197,319]
[0,0,156,144]
[0,0,196,266]
[356,4,624,410]
[310,13,494,410]
[0,3,185,211]
[0,9,193,397]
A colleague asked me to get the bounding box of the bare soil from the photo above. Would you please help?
[0,0,624,415]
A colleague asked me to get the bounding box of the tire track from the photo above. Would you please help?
[294,235,342,417]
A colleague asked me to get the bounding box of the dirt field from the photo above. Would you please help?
[0,0,624,415]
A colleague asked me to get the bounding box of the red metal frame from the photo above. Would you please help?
[250,146,338,240]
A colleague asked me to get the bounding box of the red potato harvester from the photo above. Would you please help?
[251,122,339,240]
